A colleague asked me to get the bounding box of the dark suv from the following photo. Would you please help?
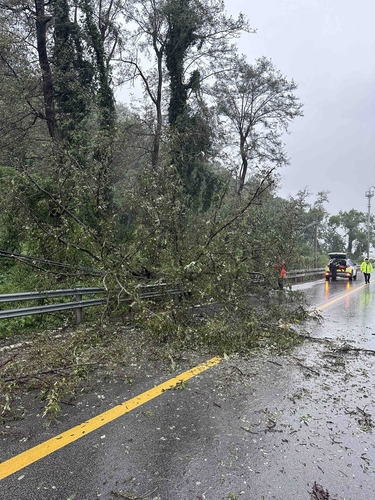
[324,252,357,281]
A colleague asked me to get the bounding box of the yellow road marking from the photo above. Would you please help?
[0,356,222,481]
[310,283,367,314]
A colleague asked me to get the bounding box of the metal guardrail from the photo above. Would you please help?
[0,268,325,324]
[0,286,107,324]
[0,298,106,320]
[0,284,186,324]
[0,287,105,303]
[286,268,325,282]
[247,268,325,285]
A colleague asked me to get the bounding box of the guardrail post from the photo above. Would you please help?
[76,285,83,325]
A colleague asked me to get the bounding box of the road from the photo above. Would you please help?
[297,277,375,349]
[1,278,375,500]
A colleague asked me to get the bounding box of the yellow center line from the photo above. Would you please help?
[0,356,222,481]
[309,283,367,314]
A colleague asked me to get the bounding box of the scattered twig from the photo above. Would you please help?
[293,333,334,344]
[266,418,277,429]
[60,400,77,407]
[334,345,375,356]
[111,487,158,499]
[338,469,348,477]
[267,359,283,367]
[0,352,19,368]
[230,365,245,375]
[241,426,261,435]
[292,356,320,376]
[2,362,105,383]
[311,481,333,500]
[356,405,373,429]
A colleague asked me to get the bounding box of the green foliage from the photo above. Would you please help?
[42,381,63,421]
[0,249,102,339]
[0,0,337,427]
[132,290,306,356]
[214,56,303,193]
[165,0,202,126]
[328,209,371,258]
[169,110,220,210]
[52,0,96,140]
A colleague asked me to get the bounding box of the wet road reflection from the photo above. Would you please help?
[293,278,375,349]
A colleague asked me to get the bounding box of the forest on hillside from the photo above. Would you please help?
[0,0,373,340]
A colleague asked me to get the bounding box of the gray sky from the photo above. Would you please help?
[226,0,375,215]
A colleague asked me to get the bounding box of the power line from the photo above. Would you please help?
[0,249,103,276]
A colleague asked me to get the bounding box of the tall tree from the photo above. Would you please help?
[164,0,201,126]
[0,0,120,264]
[119,0,169,169]
[213,56,303,194]
[1,0,117,153]
[119,0,249,183]
[329,209,369,257]
[308,191,329,267]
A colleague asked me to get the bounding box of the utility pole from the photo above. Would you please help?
[365,187,375,258]
[301,220,319,267]
[313,220,318,268]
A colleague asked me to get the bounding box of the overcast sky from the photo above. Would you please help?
[226,0,375,215]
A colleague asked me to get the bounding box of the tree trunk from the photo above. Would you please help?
[238,134,248,194]
[35,0,59,140]
[152,49,163,169]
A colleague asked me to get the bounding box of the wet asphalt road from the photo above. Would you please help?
[1,277,375,500]
[297,276,375,349]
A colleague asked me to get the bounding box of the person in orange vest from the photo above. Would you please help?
[275,260,287,289]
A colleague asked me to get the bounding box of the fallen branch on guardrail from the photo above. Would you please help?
[0,267,324,325]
